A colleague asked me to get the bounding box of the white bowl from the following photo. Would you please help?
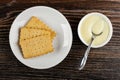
[77,12,113,48]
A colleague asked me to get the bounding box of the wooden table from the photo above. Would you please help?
[0,0,120,80]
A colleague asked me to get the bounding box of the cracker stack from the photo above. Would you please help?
[19,16,56,59]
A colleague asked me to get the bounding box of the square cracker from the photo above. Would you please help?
[25,16,56,39]
[20,34,53,59]
[20,27,50,40]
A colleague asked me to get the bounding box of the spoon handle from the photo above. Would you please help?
[79,38,94,70]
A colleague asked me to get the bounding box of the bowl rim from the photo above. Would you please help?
[77,12,113,48]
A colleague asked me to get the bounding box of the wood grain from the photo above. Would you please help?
[0,0,120,80]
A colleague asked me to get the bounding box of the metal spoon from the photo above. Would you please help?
[79,30,103,70]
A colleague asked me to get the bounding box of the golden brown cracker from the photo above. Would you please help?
[20,27,50,40]
[25,16,56,39]
[20,34,53,59]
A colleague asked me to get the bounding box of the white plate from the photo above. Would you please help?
[9,6,73,69]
